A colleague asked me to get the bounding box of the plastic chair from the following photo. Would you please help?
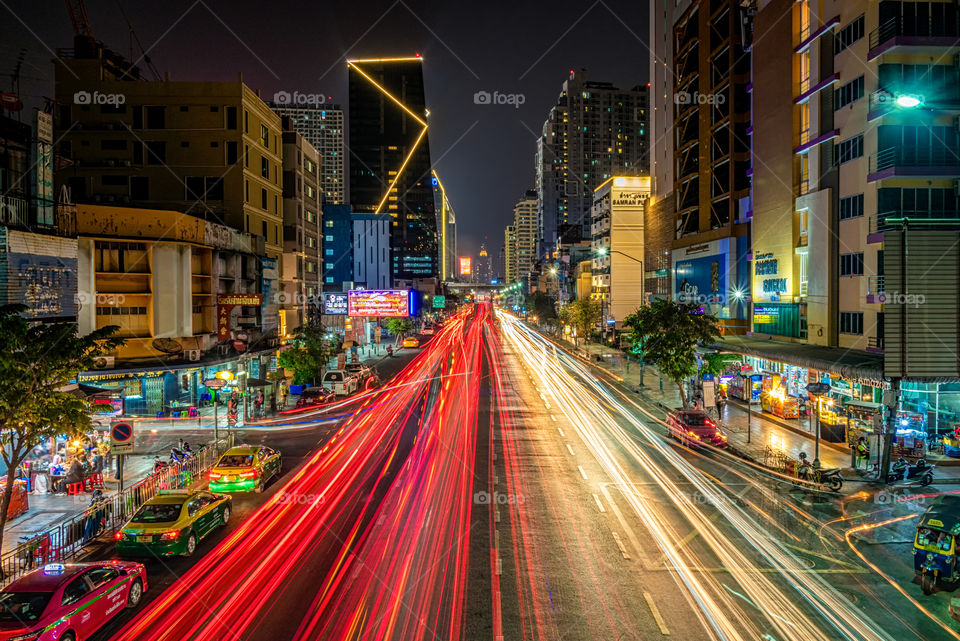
[67,482,84,495]
[188,407,199,418]
[90,473,104,489]
[156,411,164,419]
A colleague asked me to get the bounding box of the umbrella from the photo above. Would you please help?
[57,383,114,398]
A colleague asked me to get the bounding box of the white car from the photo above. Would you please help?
[343,363,372,381]
[321,370,359,396]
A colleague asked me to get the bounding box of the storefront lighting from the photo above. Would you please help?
[216,371,233,380]
[895,94,923,108]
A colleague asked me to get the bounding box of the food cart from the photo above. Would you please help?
[812,395,847,442]
[845,399,883,446]
[892,428,927,460]
[760,374,800,419]
[730,373,762,403]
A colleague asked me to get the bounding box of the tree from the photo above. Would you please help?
[277,323,333,385]
[623,299,720,409]
[560,299,602,346]
[0,305,123,558]
[386,318,414,344]
[525,292,558,323]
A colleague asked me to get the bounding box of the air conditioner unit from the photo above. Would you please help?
[186,349,201,362]
[92,356,115,370]
[123,160,131,167]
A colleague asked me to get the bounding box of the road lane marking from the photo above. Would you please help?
[577,465,588,480]
[592,493,605,513]
[612,531,631,559]
[494,508,500,523]
[497,557,502,575]
[566,444,575,456]
[557,427,565,437]
[600,484,652,569]
[643,592,671,635]
[550,414,558,422]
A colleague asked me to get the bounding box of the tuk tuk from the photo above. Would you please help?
[914,495,960,594]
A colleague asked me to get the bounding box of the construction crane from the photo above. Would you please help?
[64,0,94,39]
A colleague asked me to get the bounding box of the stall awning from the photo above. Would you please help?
[57,383,114,398]
[711,335,887,386]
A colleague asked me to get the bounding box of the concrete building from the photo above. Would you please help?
[670,0,753,330]
[0,112,78,322]
[513,190,539,288]
[591,176,650,327]
[352,213,391,290]
[348,56,437,280]
[53,39,283,333]
[271,103,345,205]
[432,171,457,281]
[503,225,517,285]
[537,70,649,255]
[280,123,322,334]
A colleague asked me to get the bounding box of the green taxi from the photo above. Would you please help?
[208,444,282,493]
[115,489,231,557]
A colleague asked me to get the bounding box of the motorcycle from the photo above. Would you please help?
[796,453,844,492]
[887,457,935,487]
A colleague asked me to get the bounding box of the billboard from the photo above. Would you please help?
[432,295,445,309]
[459,256,471,275]
[348,290,411,317]
[0,228,77,319]
[323,292,348,315]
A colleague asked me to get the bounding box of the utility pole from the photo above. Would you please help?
[879,379,901,482]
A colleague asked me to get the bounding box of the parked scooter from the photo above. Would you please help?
[797,452,844,492]
[886,456,934,487]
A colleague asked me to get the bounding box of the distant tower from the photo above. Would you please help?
[478,242,493,284]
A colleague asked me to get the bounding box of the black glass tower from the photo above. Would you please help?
[348,57,437,281]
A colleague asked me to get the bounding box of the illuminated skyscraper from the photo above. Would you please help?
[348,56,437,281]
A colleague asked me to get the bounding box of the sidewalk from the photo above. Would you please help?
[3,429,216,554]
[548,335,960,485]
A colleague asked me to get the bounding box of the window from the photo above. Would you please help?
[244,110,249,133]
[100,139,127,151]
[325,262,334,269]
[325,220,334,228]
[261,157,269,178]
[262,221,268,238]
[61,576,91,606]
[306,262,315,273]
[840,252,864,276]
[307,237,316,248]
[840,194,864,220]
[145,106,166,129]
[325,249,334,256]
[226,106,237,129]
[260,124,269,147]
[325,277,334,283]
[245,180,249,203]
[325,235,334,242]
[130,176,148,199]
[840,312,864,335]
[834,134,863,165]
[145,141,166,165]
[835,15,865,53]
[210,141,219,148]
[834,76,864,109]
[101,175,128,186]
[306,211,316,223]
[227,141,238,164]
[86,567,120,588]
[261,188,267,210]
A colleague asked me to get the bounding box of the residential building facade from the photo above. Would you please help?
[280,124,322,334]
[271,103,345,204]
[322,204,354,290]
[352,213,391,290]
[513,190,539,289]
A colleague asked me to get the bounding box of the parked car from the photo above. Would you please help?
[295,386,334,409]
[402,337,420,348]
[666,409,728,449]
[0,561,147,641]
[322,370,359,396]
[343,363,372,381]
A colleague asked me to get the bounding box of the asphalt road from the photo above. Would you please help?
[86,348,419,641]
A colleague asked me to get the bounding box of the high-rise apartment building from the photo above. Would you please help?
[271,103,345,205]
[348,56,437,281]
[537,70,649,256]
[503,225,517,285]
[432,171,457,281]
[513,190,539,288]
[280,123,322,333]
[670,0,753,331]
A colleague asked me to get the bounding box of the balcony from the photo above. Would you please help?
[796,229,808,249]
[867,336,885,354]
[868,16,960,61]
[869,89,960,121]
[868,147,960,182]
[866,275,885,304]
[0,194,30,228]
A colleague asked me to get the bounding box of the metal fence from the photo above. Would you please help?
[0,444,223,585]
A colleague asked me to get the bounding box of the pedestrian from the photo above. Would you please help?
[855,436,869,470]
[280,387,288,408]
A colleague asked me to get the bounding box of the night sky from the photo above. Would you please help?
[2,0,650,263]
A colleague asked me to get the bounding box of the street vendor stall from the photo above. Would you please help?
[760,374,800,419]
[730,373,762,403]
[892,428,927,460]
[813,395,847,442]
[845,399,883,446]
